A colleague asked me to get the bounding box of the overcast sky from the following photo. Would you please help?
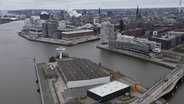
[0,0,183,10]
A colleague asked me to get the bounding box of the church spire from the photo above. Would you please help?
[136,5,139,19]
[136,4,141,19]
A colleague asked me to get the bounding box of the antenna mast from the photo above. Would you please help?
[179,0,182,13]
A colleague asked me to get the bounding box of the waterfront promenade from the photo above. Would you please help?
[18,32,100,46]
[97,44,177,69]
[35,63,54,104]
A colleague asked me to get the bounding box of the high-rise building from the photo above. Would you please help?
[119,20,124,32]
[98,8,101,23]
[100,22,115,44]
[42,22,58,38]
[107,11,113,17]
[82,9,87,15]
[42,23,48,37]
[59,10,65,20]
[98,8,101,15]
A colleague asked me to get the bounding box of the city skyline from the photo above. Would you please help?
[0,0,183,10]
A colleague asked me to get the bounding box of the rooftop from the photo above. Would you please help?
[57,58,109,81]
[41,11,49,15]
[88,81,129,97]
[44,63,58,77]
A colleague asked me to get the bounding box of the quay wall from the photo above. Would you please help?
[97,45,176,69]
[35,64,45,104]
[18,32,99,46]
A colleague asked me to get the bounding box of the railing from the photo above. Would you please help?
[133,65,184,104]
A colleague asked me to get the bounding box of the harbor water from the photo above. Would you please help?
[0,21,182,104]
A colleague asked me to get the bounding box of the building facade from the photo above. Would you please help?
[149,31,184,49]
[100,22,115,44]
[42,22,58,38]
[87,81,131,103]
[59,30,95,40]
[109,35,161,54]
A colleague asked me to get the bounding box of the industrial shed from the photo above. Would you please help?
[87,81,131,103]
[57,58,110,88]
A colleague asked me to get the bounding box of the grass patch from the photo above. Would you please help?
[173,45,184,54]
[103,101,112,104]
[71,100,84,104]
[112,71,124,80]
[136,89,144,94]
[103,66,124,80]
[80,96,87,100]
[121,96,135,101]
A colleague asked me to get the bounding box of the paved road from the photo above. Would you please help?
[132,65,184,104]
[36,63,55,104]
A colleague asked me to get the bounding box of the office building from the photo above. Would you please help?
[149,31,184,49]
[119,20,124,32]
[42,22,58,38]
[109,35,161,53]
[100,22,115,44]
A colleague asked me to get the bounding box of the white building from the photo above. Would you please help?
[87,81,131,103]
[100,22,115,44]
[58,20,67,29]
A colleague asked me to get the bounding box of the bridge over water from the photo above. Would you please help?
[132,65,184,104]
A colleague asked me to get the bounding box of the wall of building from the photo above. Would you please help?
[66,76,110,88]
[42,23,48,37]
[148,31,184,50]
[122,28,145,37]
[101,86,131,103]
[58,21,66,29]
[61,31,94,40]
[100,22,115,43]
[87,86,131,103]
[42,22,58,39]
[148,37,171,49]
[47,23,58,38]
[29,28,42,37]
[87,90,101,102]
[109,40,150,53]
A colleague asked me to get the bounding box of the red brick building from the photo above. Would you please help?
[60,30,95,40]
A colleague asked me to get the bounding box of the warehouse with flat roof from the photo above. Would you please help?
[57,58,110,88]
[87,81,131,103]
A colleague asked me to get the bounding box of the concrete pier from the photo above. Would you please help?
[35,63,55,104]
[18,32,100,46]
